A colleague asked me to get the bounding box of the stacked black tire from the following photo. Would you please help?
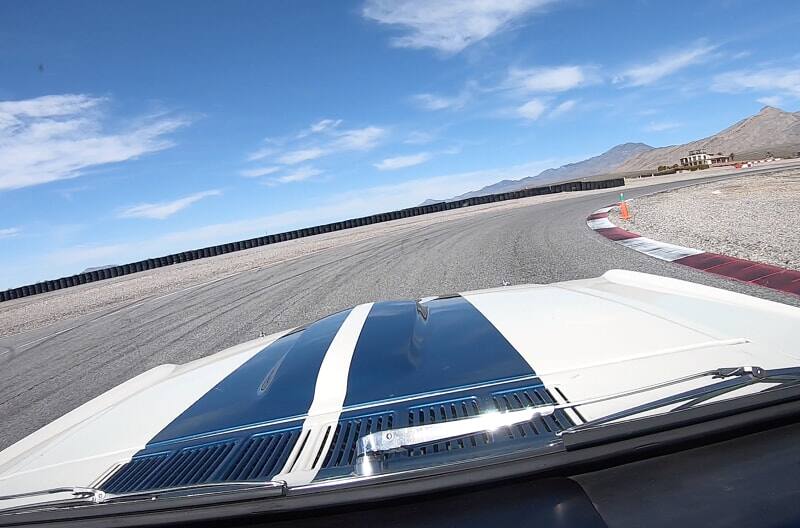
[1,178,624,302]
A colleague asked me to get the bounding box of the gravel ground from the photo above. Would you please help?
[612,167,800,270]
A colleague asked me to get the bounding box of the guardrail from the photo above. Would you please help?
[1,178,624,303]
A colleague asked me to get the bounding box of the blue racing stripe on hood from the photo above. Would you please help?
[343,296,533,406]
[147,308,352,444]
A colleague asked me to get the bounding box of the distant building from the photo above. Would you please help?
[680,149,710,167]
[679,149,732,167]
[709,153,733,165]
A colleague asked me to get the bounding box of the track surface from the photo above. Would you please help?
[1,173,798,451]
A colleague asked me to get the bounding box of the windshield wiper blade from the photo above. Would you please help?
[354,365,797,474]
[562,365,800,433]
[561,378,800,450]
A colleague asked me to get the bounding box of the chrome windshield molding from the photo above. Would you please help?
[103,480,286,504]
[0,481,285,514]
[0,488,105,513]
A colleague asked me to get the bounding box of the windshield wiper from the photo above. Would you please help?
[559,366,770,432]
[0,481,285,514]
[355,365,799,474]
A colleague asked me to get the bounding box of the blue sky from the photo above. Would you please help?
[1,0,799,289]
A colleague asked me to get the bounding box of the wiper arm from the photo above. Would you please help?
[355,365,788,474]
[711,366,766,379]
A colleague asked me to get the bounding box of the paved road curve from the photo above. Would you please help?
[1,173,798,451]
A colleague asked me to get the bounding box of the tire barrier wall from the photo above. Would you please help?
[1,178,624,302]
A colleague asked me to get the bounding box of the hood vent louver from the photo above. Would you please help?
[491,386,574,439]
[323,412,395,469]
[101,453,170,493]
[222,428,300,481]
[406,397,486,456]
[102,440,236,494]
[102,430,300,494]
[320,397,488,467]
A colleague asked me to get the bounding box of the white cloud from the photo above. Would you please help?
[310,119,342,133]
[756,95,783,106]
[517,98,547,120]
[0,227,21,239]
[246,146,277,162]
[0,94,190,191]
[295,118,343,139]
[362,0,553,54]
[507,65,589,93]
[0,94,99,119]
[549,99,577,117]
[404,130,436,144]
[413,90,470,110]
[267,166,322,185]
[277,147,328,165]
[374,152,431,170]
[240,166,280,178]
[619,42,717,86]
[243,122,386,172]
[645,121,680,132]
[118,190,221,220]
[331,126,386,150]
[712,68,800,98]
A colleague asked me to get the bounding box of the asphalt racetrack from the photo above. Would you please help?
[1,171,798,452]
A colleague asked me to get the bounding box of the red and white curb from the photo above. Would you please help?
[587,206,800,297]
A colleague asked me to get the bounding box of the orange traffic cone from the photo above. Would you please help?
[618,193,631,220]
[620,201,631,220]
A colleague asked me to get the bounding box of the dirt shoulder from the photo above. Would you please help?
[613,167,800,271]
